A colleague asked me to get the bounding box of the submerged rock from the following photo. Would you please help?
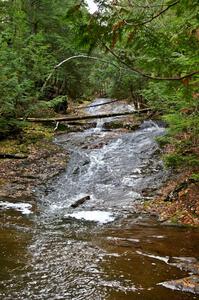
[159,275,199,294]
[168,256,199,275]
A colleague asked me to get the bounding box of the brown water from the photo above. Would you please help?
[0,211,198,300]
[0,99,198,300]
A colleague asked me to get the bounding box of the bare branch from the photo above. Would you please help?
[43,50,198,92]
[115,0,168,9]
[42,55,127,91]
[104,45,199,81]
[54,55,120,69]
[74,99,123,110]
[125,0,180,26]
[0,154,28,159]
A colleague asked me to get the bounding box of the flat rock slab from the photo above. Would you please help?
[168,257,199,275]
[159,275,199,294]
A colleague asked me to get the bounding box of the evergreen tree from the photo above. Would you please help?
[0,0,93,137]
[81,0,199,168]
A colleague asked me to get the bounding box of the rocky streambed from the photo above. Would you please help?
[0,98,198,300]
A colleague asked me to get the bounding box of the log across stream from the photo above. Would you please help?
[0,99,198,300]
[20,108,152,123]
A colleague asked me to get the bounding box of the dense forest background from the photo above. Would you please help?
[0,0,198,170]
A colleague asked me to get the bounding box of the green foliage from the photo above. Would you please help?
[164,153,199,169]
[0,0,199,176]
[190,173,199,182]
[0,117,24,139]
[25,96,67,117]
[84,0,199,169]
[0,0,94,138]
[156,135,171,147]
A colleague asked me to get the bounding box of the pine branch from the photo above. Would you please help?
[42,55,126,91]
[125,0,180,26]
[42,51,199,92]
[104,45,199,81]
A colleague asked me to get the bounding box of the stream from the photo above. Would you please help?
[0,99,198,300]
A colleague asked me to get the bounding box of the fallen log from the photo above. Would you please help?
[20,108,152,123]
[66,121,96,126]
[74,99,122,110]
[70,195,90,208]
[0,153,28,159]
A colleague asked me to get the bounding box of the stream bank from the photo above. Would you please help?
[1,103,198,226]
[0,98,199,299]
[0,135,68,203]
[0,99,198,224]
[139,172,199,226]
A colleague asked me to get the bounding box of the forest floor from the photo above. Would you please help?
[0,123,68,205]
[139,171,199,226]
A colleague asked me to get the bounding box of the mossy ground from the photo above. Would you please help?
[0,123,54,155]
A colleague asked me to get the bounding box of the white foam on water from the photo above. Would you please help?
[151,235,165,239]
[0,201,32,215]
[136,251,170,263]
[107,237,140,243]
[65,210,115,224]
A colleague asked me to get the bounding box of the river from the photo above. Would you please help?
[0,99,198,299]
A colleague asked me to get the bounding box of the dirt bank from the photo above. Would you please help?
[0,123,69,204]
[140,171,199,226]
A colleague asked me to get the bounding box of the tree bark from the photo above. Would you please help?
[70,196,90,208]
[74,98,122,110]
[0,154,28,159]
[20,108,152,123]
[104,44,199,81]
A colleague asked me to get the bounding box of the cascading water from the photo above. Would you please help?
[41,99,166,221]
[0,99,198,300]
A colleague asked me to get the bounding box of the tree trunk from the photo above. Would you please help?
[0,154,28,159]
[20,108,152,123]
